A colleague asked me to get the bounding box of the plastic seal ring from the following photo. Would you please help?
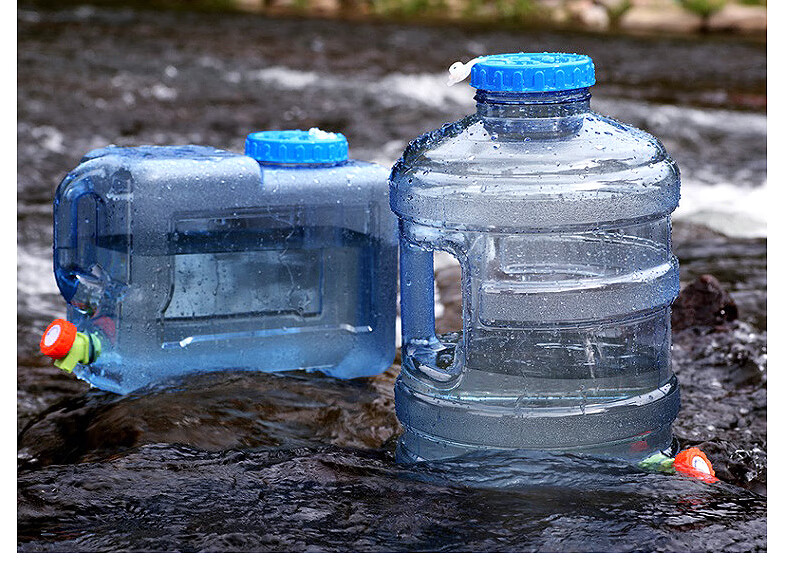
[40,319,78,359]
[674,447,717,483]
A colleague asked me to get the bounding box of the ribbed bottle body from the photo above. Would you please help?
[391,90,680,460]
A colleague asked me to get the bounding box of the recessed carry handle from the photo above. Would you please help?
[399,224,467,389]
[54,189,103,306]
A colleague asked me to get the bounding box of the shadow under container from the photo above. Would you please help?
[52,130,397,394]
[390,54,681,462]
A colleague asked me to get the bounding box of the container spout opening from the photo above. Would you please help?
[40,319,101,373]
[639,448,717,483]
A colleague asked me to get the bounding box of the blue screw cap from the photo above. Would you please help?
[245,128,348,164]
[470,53,595,93]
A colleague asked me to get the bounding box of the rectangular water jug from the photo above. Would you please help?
[43,129,397,394]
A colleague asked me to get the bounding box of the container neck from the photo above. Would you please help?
[475,88,591,119]
[475,88,591,138]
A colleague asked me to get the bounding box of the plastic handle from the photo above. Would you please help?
[399,233,467,387]
[400,240,437,343]
[53,189,103,303]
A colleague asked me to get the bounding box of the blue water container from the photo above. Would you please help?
[390,54,681,461]
[44,129,397,394]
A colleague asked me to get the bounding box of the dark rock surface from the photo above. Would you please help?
[672,320,767,495]
[18,368,401,470]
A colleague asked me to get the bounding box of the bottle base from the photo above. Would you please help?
[394,375,679,463]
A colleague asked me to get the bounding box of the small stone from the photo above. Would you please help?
[672,274,738,331]
[708,4,766,34]
[311,0,341,16]
[568,0,610,29]
[620,4,702,34]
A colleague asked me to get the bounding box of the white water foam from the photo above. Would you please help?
[17,247,59,298]
[244,67,320,90]
[594,97,767,138]
[378,72,474,108]
[675,179,767,238]
[226,65,474,108]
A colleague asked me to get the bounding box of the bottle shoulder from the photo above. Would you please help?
[81,144,235,163]
[57,145,258,199]
[261,159,390,206]
[389,112,680,229]
[391,111,678,186]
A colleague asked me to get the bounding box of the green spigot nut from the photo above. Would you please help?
[54,332,101,373]
[638,453,676,474]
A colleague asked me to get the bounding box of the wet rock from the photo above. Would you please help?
[673,236,766,330]
[17,441,766,552]
[683,439,767,496]
[671,220,728,244]
[671,320,766,494]
[17,356,88,434]
[672,274,738,330]
[17,368,402,469]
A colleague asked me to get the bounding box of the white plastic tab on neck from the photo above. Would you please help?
[447,57,482,86]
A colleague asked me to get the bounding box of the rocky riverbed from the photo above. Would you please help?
[18,4,766,551]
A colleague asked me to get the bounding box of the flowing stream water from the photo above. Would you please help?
[17,4,766,552]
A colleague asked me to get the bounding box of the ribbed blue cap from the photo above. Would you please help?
[470,53,595,93]
[245,129,348,164]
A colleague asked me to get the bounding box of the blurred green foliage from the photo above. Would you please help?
[676,0,727,18]
[369,0,447,18]
[602,0,632,27]
[493,0,539,21]
[368,0,540,20]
